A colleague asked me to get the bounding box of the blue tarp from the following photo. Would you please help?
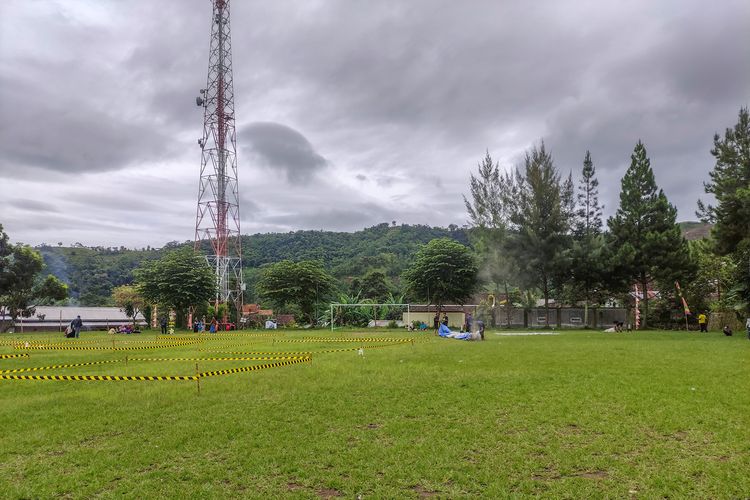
[438,323,472,340]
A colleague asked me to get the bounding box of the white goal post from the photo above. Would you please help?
[329,303,411,331]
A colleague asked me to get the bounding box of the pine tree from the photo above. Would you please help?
[508,142,572,327]
[576,151,603,237]
[463,151,518,326]
[570,151,607,326]
[608,141,692,328]
[697,106,750,312]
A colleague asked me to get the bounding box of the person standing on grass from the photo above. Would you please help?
[746,317,750,340]
[698,312,708,332]
[71,315,83,338]
[465,312,473,333]
[160,316,167,335]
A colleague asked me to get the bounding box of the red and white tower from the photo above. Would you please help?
[194,0,244,316]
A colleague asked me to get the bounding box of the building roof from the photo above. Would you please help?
[408,305,477,313]
[6,306,143,323]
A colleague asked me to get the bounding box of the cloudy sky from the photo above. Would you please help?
[1,0,748,248]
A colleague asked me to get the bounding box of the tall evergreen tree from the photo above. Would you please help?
[508,142,572,326]
[608,141,692,328]
[570,151,607,325]
[576,151,603,237]
[463,151,518,326]
[697,106,750,312]
[464,151,507,229]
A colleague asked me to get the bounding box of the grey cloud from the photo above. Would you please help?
[238,122,328,183]
[8,199,59,213]
[0,71,177,174]
[2,0,749,247]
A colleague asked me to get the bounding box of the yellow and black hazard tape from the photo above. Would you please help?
[198,356,311,378]
[200,333,280,339]
[276,337,410,343]
[213,351,312,356]
[15,341,201,351]
[0,359,120,374]
[0,356,311,382]
[127,356,309,362]
[0,373,199,382]
[0,353,29,359]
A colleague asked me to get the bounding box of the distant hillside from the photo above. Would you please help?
[679,221,712,241]
[38,223,469,306]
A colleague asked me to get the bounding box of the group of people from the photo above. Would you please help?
[697,312,750,339]
[432,311,485,341]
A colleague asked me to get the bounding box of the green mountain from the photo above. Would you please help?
[38,223,468,306]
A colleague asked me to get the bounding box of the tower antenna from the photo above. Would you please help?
[194,0,244,323]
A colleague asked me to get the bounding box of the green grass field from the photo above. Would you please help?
[1,328,748,499]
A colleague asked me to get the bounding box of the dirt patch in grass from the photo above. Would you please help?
[575,470,609,479]
[412,485,438,497]
[316,487,342,498]
[287,481,304,491]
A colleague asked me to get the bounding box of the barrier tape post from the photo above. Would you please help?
[196,363,200,395]
[125,355,128,366]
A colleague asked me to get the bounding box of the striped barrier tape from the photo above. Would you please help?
[127,356,309,362]
[0,353,30,359]
[198,356,311,378]
[0,373,198,382]
[0,359,121,374]
[275,338,410,343]
[0,356,310,382]
[15,341,201,351]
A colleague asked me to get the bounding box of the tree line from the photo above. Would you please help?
[463,107,749,328]
[3,108,746,330]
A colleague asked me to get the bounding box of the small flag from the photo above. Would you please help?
[675,281,691,316]
[634,284,640,329]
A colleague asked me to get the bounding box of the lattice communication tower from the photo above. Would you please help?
[194,0,244,315]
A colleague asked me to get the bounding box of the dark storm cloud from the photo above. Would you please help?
[238,122,328,183]
[2,0,748,247]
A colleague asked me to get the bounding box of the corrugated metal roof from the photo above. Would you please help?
[16,306,144,322]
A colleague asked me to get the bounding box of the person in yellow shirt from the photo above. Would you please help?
[697,312,708,332]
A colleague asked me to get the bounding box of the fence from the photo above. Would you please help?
[482,307,626,328]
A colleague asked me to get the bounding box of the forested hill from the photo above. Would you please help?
[242,223,468,276]
[36,221,706,306]
[37,223,468,306]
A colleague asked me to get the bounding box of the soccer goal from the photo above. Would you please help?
[329,303,411,331]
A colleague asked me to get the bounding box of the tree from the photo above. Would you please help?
[506,142,572,326]
[464,151,508,229]
[463,151,519,327]
[698,107,750,254]
[112,285,146,327]
[570,151,608,325]
[256,260,336,324]
[134,248,216,326]
[0,227,68,330]
[698,106,750,313]
[401,238,478,309]
[608,141,693,328]
[360,270,390,301]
